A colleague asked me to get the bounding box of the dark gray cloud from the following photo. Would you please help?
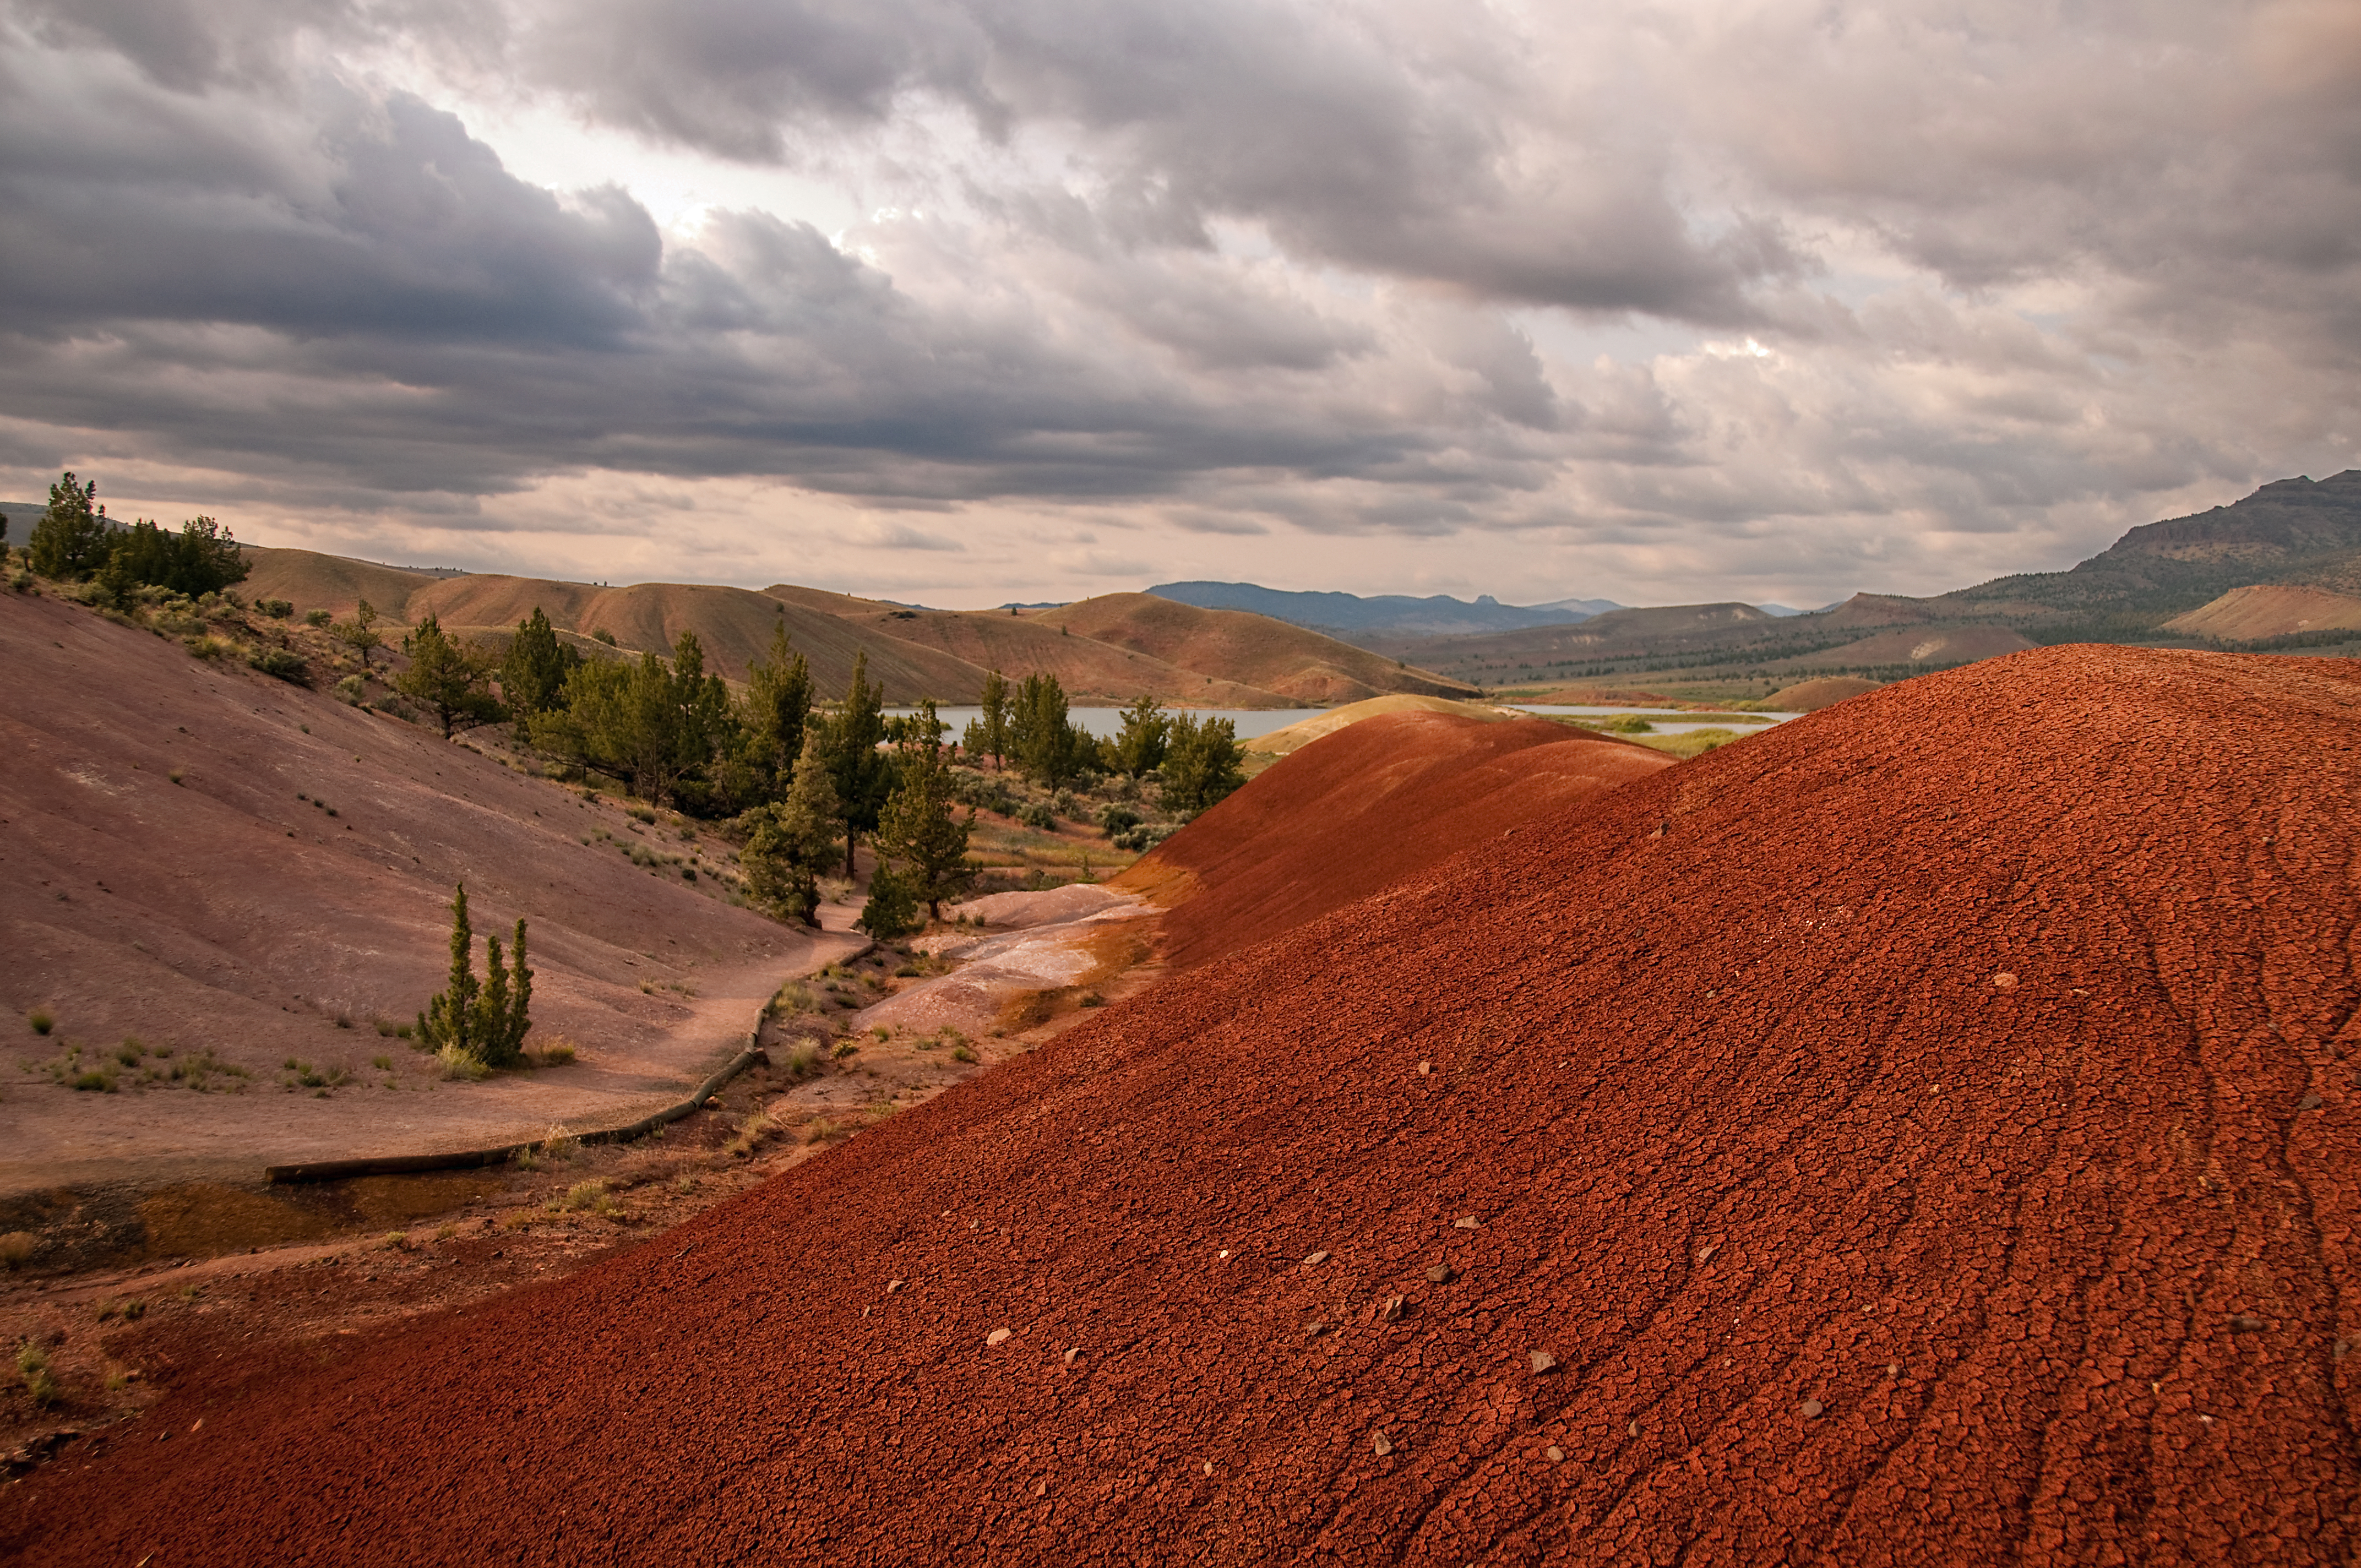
[1,0,2357,606]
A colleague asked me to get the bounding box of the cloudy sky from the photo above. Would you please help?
[2,0,2355,609]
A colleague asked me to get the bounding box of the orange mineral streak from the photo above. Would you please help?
[17,645,2361,1565]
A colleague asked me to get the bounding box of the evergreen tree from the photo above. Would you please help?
[821,650,891,875]
[418,885,482,1057]
[332,599,385,671]
[1112,694,1171,776]
[499,607,576,737]
[1011,672,1090,790]
[875,699,975,921]
[416,885,531,1066]
[1161,714,1247,816]
[28,472,111,581]
[857,865,921,939]
[743,617,813,793]
[976,669,1012,770]
[740,733,842,925]
[395,615,504,738]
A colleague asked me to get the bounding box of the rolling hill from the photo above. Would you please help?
[18,643,2361,1562]
[1035,592,1480,704]
[1147,581,1609,639]
[1117,708,1666,970]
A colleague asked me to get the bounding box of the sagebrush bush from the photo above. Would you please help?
[0,1232,38,1270]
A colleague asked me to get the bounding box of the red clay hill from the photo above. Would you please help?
[1118,710,1669,970]
[13,644,2361,1564]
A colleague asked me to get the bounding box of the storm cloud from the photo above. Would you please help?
[1,0,2355,605]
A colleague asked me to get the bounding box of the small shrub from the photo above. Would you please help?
[1602,715,1655,734]
[374,1018,398,1037]
[382,1231,410,1251]
[951,1045,978,1064]
[535,1039,577,1066]
[334,674,366,705]
[184,634,231,660]
[371,1054,393,1070]
[259,598,293,618]
[334,1014,353,1029]
[723,1110,772,1159]
[804,1117,844,1145]
[541,1123,580,1162]
[168,769,185,785]
[498,1209,535,1231]
[438,1043,489,1081]
[113,1039,144,1067]
[1097,803,1142,836]
[28,1009,53,1036]
[304,608,332,627]
[835,1040,860,1059]
[72,1068,119,1093]
[15,1342,58,1407]
[1017,802,1056,830]
[0,1232,39,1270]
[784,1043,822,1079]
[554,1179,619,1216]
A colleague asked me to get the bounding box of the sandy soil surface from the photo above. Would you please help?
[14,645,2361,1564]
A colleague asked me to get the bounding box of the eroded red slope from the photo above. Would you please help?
[1117,710,1668,968]
[14,645,2361,1565]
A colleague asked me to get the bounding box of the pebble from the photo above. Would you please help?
[886,1280,903,1293]
[1546,1445,1565,1463]
[1628,1420,1641,1437]
[2301,1092,2325,1109]
[2230,1314,2266,1332]
[1373,1432,1394,1457]
[1887,1362,1900,1378]
[1802,1400,1824,1418]
[1304,1251,1329,1266]
[1694,1244,1718,1265]
[1418,1061,1432,1076]
[1063,1347,1080,1364]
[1529,1351,1558,1374]
[1381,1295,1406,1323]
[1201,1461,1214,1476]
[1453,1216,1480,1230]
[1305,1322,1328,1338]
[987,1327,1013,1347]
[1426,1264,1455,1284]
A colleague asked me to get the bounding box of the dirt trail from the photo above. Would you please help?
[12,645,2361,1564]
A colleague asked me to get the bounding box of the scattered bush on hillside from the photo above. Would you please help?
[258,598,293,618]
[0,1232,39,1270]
[1016,802,1056,830]
[247,647,310,685]
[304,608,331,627]
[1097,804,1142,836]
[334,674,367,705]
[15,1341,59,1406]
[28,1009,53,1036]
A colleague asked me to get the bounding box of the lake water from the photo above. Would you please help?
[886,704,1805,742]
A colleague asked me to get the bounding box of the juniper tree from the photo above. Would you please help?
[1160,713,1246,816]
[821,650,891,875]
[416,885,532,1067]
[395,615,503,738]
[332,599,385,672]
[875,698,975,921]
[28,472,110,581]
[499,607,576,738]
[740,732,841,925]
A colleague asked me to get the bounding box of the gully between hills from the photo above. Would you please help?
[9,644,2361,1566]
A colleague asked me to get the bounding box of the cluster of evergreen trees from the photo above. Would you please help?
[15,472,249,601]
[960,676,1243,812]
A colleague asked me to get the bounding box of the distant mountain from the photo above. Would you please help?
[1146,580,1617,639]
[1756,604,1805,618]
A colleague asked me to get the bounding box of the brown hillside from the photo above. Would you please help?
[1243,695,1516,755]
[1366,601,1786,679]
[408,576,983,697]
[2164,584,2361,640]
[1117,710,1666,968]
[1767,675,1882,711]
[19,645,2361,1564]
[236,548,445,622]
[0,589,831,1199]
[1774,624,2034,669]
[769,592,1299,706]
[1037,592,1477,704]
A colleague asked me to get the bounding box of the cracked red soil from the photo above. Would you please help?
[9,644,2361,1565]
